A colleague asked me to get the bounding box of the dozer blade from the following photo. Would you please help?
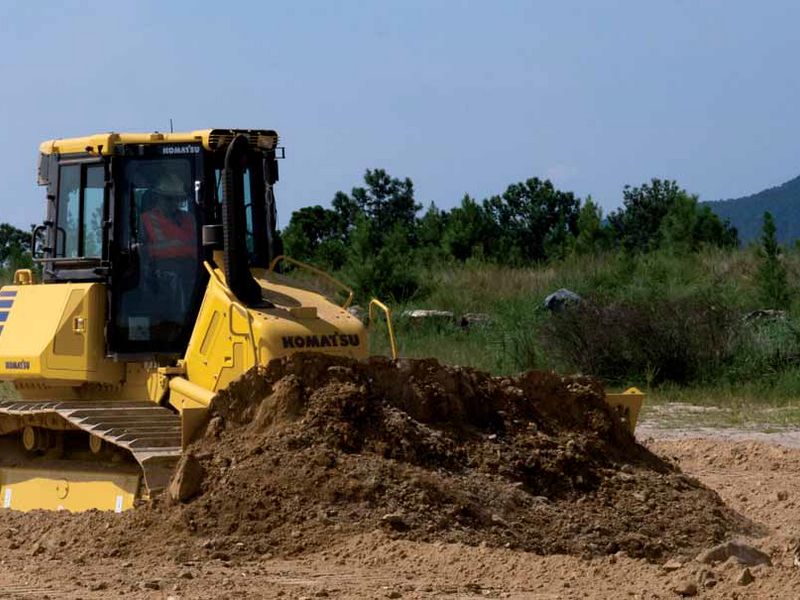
[0,464,140,512]
[0,400,183,511]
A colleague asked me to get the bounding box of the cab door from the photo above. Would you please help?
[108,151,205,357]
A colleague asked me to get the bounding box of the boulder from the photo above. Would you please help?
[696,541,771,567]
[460,312,492,328]
[169,453,205,502]
[401,309,455,325]
[543,289,582,313]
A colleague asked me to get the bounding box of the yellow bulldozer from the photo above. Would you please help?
[0,129,402,512]
[0,128,641,513]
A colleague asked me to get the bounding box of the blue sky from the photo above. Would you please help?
[1,1,799,228]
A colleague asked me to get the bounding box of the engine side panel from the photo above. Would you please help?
[0,283,123,384]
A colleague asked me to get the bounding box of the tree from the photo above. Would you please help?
[0,223,30,266]
[484,178,580,264]
[345,215,420,301]
[756,211,790,309]
[282,205,348,269]
[608,179,685,252]
[610,179,737,254]
[572,196,611,256]
[415,202,450,262]
[441,195,498,261]
[336,169,421,239]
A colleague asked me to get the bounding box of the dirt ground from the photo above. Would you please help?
[1,357,800,598]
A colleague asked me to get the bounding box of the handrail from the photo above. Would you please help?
[268,255,354,309]
[368,299,398,360]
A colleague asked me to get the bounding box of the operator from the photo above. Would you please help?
[139,171,198,331]
[140,172,196,261]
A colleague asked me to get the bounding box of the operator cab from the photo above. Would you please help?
[35,129,282,359]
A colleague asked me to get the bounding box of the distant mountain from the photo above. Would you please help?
[706,175,800,244]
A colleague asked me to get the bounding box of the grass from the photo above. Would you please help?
[367,247,800,433]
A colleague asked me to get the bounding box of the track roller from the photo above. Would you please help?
[21,426,53,453]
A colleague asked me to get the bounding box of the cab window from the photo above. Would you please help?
[56,163,105,258]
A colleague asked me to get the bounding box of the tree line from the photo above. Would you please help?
[282,169,739,300]
[0,171,752,305]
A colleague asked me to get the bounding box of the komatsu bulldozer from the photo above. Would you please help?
[0,128,642,513]
[0,129,398,512]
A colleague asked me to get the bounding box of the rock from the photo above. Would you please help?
[347,305,365,321]
[381,513,408,531]
[490,514,508,527]
[743,309,788,323]
[662,559,683,572]
[140,581,161,591]
[777,490,789,501]
[671,579,697,597]
[89,582,108,591]
[543,288,582,313]
[459,313,491,328]
[169,453,205,502]
[387,592,402,599]
[178,569,194,580]
[402,309,455,325]
[696,541,772,566]
[697,569,717,588]
[206,416,224,438]
[737,568,754,586]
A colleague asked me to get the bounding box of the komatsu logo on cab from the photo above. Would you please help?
[282,334,361,350]
[161,145,200,155]
[5,360,30,370]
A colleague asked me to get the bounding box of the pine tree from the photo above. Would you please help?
[756,211,790,309]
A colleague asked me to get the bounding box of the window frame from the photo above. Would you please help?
[54,159,107,260]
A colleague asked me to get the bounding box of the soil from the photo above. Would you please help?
[0,355,797,598]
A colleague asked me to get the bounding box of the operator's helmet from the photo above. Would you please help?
[152,171,188,198]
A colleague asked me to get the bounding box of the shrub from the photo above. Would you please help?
[540,295,738,385]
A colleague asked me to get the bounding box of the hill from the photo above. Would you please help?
[706,175,800,244]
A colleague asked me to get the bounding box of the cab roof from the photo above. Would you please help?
[39,128,279,156]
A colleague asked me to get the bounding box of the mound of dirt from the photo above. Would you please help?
[174,354,752,561]
[0,354,754,567]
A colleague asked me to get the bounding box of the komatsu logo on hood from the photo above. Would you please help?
[281,334,361,350]
[5,360,30,370]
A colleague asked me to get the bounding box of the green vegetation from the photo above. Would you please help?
[6,167,800,417]
[285,168,800,415]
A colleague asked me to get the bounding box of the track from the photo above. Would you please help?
[0,400,182,492]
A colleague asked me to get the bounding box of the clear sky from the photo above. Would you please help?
[1,1,799,229]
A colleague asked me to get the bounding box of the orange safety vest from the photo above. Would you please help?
[141,208,196,259]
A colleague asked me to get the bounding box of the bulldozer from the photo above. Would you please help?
[0,129,399,512]
[0,128,642,513]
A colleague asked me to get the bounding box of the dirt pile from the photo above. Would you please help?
[174,354,752,561]
[0,354,755,568]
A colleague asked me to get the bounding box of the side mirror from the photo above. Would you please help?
[31,223,47,259]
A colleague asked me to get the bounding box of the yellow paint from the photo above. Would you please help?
[0,283,123,384]
[604,387,645,433]
[182,263,369,393]
[39,128,278,156]
[0,466,139,512]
